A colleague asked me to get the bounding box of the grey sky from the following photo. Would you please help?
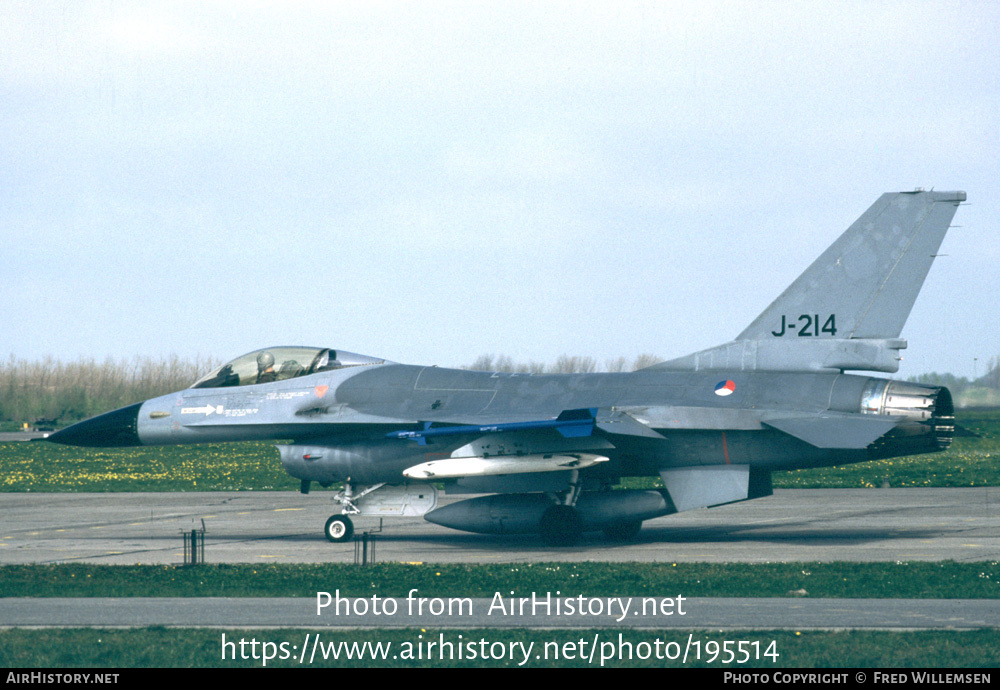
[2,1,997,378]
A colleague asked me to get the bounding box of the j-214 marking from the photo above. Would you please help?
[771,314,837,337]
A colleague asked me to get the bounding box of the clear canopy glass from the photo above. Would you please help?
[191,347,385,388]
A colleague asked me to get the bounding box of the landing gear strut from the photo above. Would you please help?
[323,480,385,543]
[539,469,587,546]
[321,480,438,543]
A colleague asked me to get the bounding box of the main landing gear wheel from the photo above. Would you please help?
[325,515,354,543]
[539,505,583,546]
[603,520,642,542]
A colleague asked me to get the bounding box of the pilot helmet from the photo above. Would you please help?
[256,351,275,370]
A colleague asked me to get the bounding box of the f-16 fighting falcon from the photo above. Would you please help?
[48,190,966,545]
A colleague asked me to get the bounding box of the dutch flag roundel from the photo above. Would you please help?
[714,380,736,396]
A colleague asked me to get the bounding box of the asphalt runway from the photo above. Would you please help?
[2,488,997,565]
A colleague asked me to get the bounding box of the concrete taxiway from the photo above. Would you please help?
[1,488,997,565]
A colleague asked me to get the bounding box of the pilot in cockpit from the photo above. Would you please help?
[256,351,277,384]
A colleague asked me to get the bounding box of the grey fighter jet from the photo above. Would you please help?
[48,190,966,545]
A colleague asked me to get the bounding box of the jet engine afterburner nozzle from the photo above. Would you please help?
[860,379,954,456]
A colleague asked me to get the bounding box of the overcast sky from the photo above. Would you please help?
[2,1,997,379]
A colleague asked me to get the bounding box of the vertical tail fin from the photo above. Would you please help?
[738,190,965,341]
[655,190,965,373]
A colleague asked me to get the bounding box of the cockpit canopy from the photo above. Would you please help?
[191,347,386,389]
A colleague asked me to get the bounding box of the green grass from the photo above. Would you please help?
[1,628,997,668]
[3,562,999,599]
[0,441,297,492]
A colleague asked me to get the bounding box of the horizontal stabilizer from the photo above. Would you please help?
[763,414,898,449]
[403,453,608,480]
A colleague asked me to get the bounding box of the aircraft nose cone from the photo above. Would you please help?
[46,402,143,447]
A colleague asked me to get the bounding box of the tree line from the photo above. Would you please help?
[0,355,219,426]
[907,356,1000,407]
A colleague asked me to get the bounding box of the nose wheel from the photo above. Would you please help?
[325,515,354,542]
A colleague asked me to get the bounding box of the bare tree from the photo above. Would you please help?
[605,356,629,372]
[631,353,664,370]
[466,354,496,371]
[550,355,598,374]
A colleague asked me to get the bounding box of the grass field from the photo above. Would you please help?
[2,628,998,668]
[2,561,999,599]
[2,410,996,492]
[0,440,297,492]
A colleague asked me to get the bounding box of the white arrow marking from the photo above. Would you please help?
[181,405,224,416]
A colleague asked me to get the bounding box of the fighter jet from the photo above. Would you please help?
[48,190,965,545]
